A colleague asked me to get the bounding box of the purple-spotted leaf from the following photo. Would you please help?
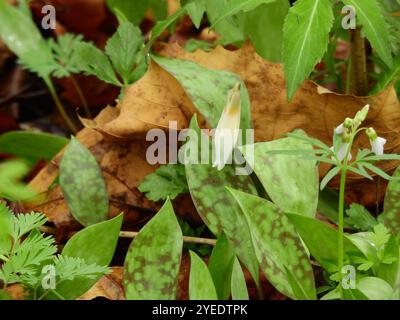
[240,132,318,217]
[382,165,400,235]
[184,117,260,287]
[59,136,109,226]
[123,199,182,300]
[189,251,218,300]
[229,188,316,300]
[42,214,123,300]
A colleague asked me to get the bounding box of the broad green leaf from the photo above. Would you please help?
[287,213,363,273]
[357,277,394,300]
[152,55,252,130]
[124,200,182,300]
[149,0,168,21]
[205,0,246,45]
[210,0,275,28]
[105,22,145,85]
[106,0,149,25]
[59,137,109,227]
[240,133,319,217]
[0,131,68,163]
[184,117,260,288]
[231,257,249,300]
[44,214,123,300]
[283,0,334,100]
[342,0,393,68]
[208,232,235,300]
[382,165,400,235]
[243,0,289,62]
[182,0,206,29]
[229,189,316,300]
[317,188,339,224]
[189,251,218,300]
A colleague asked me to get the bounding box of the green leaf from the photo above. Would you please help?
[105,22,145,85]
[283,0,334,100]
[0,131,68,163]
[345,204,377,231]
[182,0,206,29]
[240,132,319,217]
[123,199,182,300]
[243,0,290,62]
[184,117,260,288]
[382,165,400,235]
[320,166,341,191]
[189,251,218,300]
[210,0,275,28]
[287,213,363,273]
[317,188,339,224]
[356,277,394,300]
[0,290,11,300]
[106,0,149,25]
[0,160,37,201]
[44,214,123,300]
[59,137,109,227]
[208,232,235,300]
[370,56,400,94]
[138,164,188,201]
[229,189,316,300]
[342,0,393,68]
[231,257,249,300]
[72,42,122,86]
[152,55,252,130]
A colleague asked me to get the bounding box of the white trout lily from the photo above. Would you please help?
[212,83,241,170]
[367,127,386,155]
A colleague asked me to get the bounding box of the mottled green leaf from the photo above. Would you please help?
[240,133,318,217]
[287,213,363,273]
[59,137,109,227]
[152,55,252,130]
[283,0,334,100]
[184,117,260,288]
[0,131,68,163]
[189,251,218,300]
[208,232,235,300]
[231,257,249,300]
[124,200,182,300]
[229,189,316,300]
[382,165,400,235]
[42,214,123,300]
[342,0,393,68]
[243,0,289,62]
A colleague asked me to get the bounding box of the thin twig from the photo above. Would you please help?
[70,75,91,118]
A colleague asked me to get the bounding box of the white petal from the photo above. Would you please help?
[337,143,352,162]
[335,123,345,135]
[371,137,387,155]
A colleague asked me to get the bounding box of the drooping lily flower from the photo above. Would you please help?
[212,83,241,170]
[366,127,387,156]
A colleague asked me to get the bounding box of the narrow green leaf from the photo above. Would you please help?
[362,162,394,180]
[382,165,400,235]
[283,0,334,100]
[229,189,316,300]
[189,251,218,300]
[342,0,393,67]
[320,166,341,191]
[59,137,109,227]
[208,232,235,300]
[0,131,68,163]
[240,132,319,217]
[370,56,400,94]
[231,257,249,300]
[123,199,183,300]
[152,55,252,130]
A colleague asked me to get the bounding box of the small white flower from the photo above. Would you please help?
[370,137,387,156]
[335,123,345,135]
[213,83,241,170]
[331,143,352,162]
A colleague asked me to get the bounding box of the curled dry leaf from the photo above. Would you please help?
[85,42,400,206]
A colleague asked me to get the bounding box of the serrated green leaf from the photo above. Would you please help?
[0,131,68,163]
[59,137,109,227]
[283,0,334,100]
[287,213,363,273]
[208,232,235,300]
[123,199,182,300]
[345,204,377,231]
[138,164,188,201]
[231,257,249,300]
[229,189,316,300]
[182,0,206,29]
[152,55,252,130]
[240,133,319,217]
[342,0,393,68]
[189,251,218,300]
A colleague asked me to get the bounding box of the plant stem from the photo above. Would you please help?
[350,27,369,96]
[338,165,347,299]
[44,78,78,133]
[70,75,91,118]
